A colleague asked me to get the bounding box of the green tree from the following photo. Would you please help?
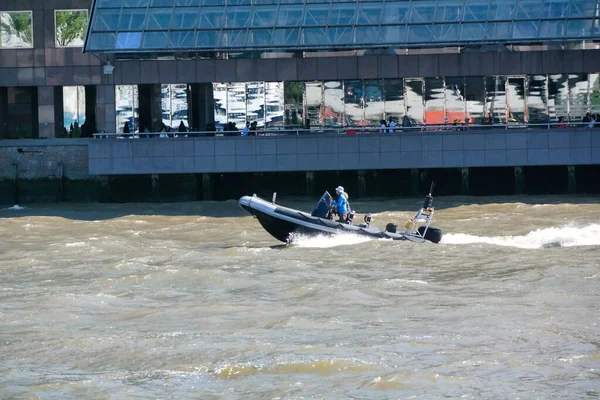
[0,11,33,47]
[55,11,88,47]
[284,82,304,104]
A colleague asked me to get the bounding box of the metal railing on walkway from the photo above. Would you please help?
[92,121,596,139]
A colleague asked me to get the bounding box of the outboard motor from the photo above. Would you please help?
[311,191,333,218]
[423,182,435,210]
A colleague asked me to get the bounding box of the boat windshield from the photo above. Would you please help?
[311,191,332,218]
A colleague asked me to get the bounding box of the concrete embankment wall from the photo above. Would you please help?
[1,130,600,204]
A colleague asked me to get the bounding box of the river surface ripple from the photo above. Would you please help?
[0,196,599,399]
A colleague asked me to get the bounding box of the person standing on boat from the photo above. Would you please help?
[331,186,349,222]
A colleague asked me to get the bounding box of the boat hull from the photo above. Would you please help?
[239,195,432,243]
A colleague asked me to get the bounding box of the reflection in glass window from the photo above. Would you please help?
[88,32,116,50]
[543,0,569,17]
[0,11,33,48]
[432,24,458,42]
[516,1,542,19]
[171,8,199,29]
[405,79,425,125]
[323,81,343,127]
[487,22,512,40]
[226,6,251,28]
[463,1,489,21]
[246,81,265,127]
[465,77,485,124]
[548,74,569,121]
[162,84,189,130]
[569,74,590,122]
[357,4,382,24]
[93,9,120,31]
[513,21,539,39]
[169,31,195,48]
[277,5,304,26]
[355,26,379,44]
[63,86,86,131]
[252,6,276,27]
[302,28,328,45]
[461,23,486,40]
[407,25,432,43]
[328,27,353,44]
[265,82,284,128]
[384,79,405,122]
[306,81,324,127]
[227,82,247,127]
[507,77,527,123]
[382,2,409,24]
[410,2,436,23]
[569,0,597,18]
[55,10,88,47]
[380,26,407,43]
[142,31,168,48]
[435,0,463,22]
[445,77,466,124]
[284,82,304,128]
[273,28,299,46]
[485,76,507,124]
[567,19,593,37]
[488,0,517,20]
[344,80,364,126]
[115,85,139,133]
[304,4,330,26]
[328,5,357,26]
[425,78,445,125]
[213,83,227,128]
[200,7,226,28]
[119,8,147,31]
[527,75,549,124]
[196,30,220,47]
[116,32,143,49]
[248,29,272,46]
[590,74,600,115]
[147,8,173,30]
[222,30,248,47]
[364,80,385,127]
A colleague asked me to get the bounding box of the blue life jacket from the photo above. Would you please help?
[332,192,348,215]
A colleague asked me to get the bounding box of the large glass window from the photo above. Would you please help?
[425,78,445,125]
[213,83,227,128]
[344,80,364,127]
[548,74,569,122]
[507,76,527,124]
[0,11,33,48]
[364,80,385,127]
[384,79,405,123]
[63,86,86,132]
[161,84,189,131]
[55,10,88,47]
[527,75,549,124]
[569,73,590,122]
[465,77,485,124]
[590,74,600,115]
[246,81,265,127]
[445,77,466,124]
[115,85,139,133]
[305,81,324,127]
[284,82,304,128]
[265,82,284,128]
[227,82,247,128]
[324,81,344,127]
[485,76,507,124]
[405,79,425,125]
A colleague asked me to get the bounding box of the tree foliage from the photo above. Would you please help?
[0,11,33,47]
[55,11,88,47]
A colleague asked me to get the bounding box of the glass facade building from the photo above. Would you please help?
[84,0,600,53]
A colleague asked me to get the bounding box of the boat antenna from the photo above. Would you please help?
[429,181,435,196]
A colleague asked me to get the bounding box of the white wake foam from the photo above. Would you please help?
[290,233,373,248]
[6,205,25,210]
[441,224,600,249]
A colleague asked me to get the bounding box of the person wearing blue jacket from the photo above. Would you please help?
[331,185,349,222]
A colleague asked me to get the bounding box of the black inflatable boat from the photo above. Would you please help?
[238,185,443,244]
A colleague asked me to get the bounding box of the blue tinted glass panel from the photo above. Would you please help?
[302,27,327,45]
[516,1,542,19]
[567,19,594,36]
[304,4,330,26]
[460,23,486,40]
[463,2,488,21]
[88,32,116,49]
[489,0,517,20]
[196,30,220,46]
[226,7,251,28]
[151,0,173,6]
[382,2,409,24]
[543,0,569,17]
[432,24,458,41]
[355,26,379,44]
[171,8,199,28]
[94,9,120,31]
[228,0,251,4]
[116,32,142,48]
[203,0,225,4]
[357,4,382,24]
[169,30,195,47]
[410,2,436,23]
[97,0,122,8]
[119,9,147,30]
[222,29,248,46]
[328,27,353,44]
[272,28,299,46]
[407,25,432,43]
[248,29,273,46]
[277,5,304,26]
[142,31,168,48]
[199,7,226,28]
[328,5,357,25]
[435,0,462,22]
[487,22,512,39]
[539,20,565,37]
[176,0,200,5]
[252,6,277,27]
[569,0,598,17]
[379,25,406,43]
[147,9,173,29]
[512,21,539,38]
[124,0,149,6]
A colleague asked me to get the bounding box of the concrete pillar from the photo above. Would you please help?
[37,87,55,139]
[139,84,163,132]
[567,166,577,194]
[460,167,469,195]
[305,171,315,197]
[357,170,367,198]
[202,173,213,200]
[95,85,116,134]
[151,174,160,201]
[190,83,215,131]
[514,167,524,194]
[12,163,19,205]
[84,86,97,137]
[410,169,420,196]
